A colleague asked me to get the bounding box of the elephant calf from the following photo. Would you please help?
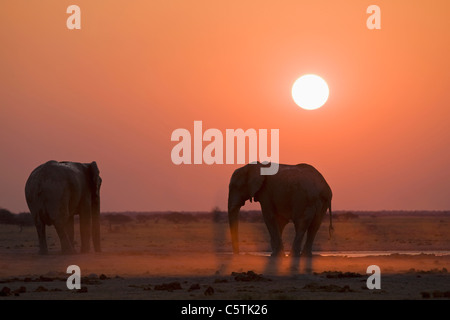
[228,162,333,257]
[25,160,102,254]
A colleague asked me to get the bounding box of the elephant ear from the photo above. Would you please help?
[247,163,265,201]
[89,161,101,199]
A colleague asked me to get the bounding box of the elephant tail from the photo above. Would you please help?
[328,202,334,240]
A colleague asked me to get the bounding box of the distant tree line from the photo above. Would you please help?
[102,213,133,231]
[2,208,447,230]
[0,208,33,231]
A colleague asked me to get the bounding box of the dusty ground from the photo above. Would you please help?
[0,212,449,300]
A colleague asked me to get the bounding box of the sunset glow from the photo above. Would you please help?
[1,1,450,212]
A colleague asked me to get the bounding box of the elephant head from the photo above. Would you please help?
[228,162,265,254]
[88,161,102,252]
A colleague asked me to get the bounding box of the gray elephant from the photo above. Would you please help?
[25,160,102,254]
[228,162,332,257]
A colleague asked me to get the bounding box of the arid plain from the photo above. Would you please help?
[0,211,449,300]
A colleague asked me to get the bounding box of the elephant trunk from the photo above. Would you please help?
[228,205,240,254]
[91,195,101,252]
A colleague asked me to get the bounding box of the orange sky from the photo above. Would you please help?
[1,1,450,212]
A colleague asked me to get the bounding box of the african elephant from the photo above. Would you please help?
[25,160,102,254]
[228,162,332,257]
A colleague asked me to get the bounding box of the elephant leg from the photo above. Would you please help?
[302,205,327,257]
[261,207,285,257]
[291,205,315,257]
[79,211,91,253]
[276,215,288,238]
[35,218,48,255]
[54,220,76,254]
[66,215,75,248]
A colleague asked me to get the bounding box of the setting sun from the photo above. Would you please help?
[292,74,329,110]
